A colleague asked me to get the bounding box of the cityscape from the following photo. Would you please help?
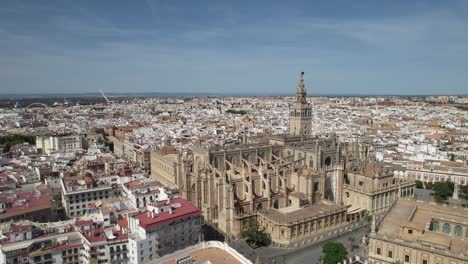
[1,1,468,264]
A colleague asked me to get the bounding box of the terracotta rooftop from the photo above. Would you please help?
[163,247,243,264]
[0,190,51,220]
[134,197,202,229]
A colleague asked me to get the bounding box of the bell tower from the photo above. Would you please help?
[289,72,312,136]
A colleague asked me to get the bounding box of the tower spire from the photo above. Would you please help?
[296,72,307,103]
[289,72,312,136]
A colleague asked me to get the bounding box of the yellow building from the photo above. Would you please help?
[344,160,415,214]
[369,199,468,264]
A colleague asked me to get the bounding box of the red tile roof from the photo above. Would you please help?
[0,191,51,220]
[125,180,141,189]
[134,197,202,229]
[54,243,83,252]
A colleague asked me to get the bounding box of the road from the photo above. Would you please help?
[230,225,369,264]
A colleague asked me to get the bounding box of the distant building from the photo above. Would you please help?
[406,160,468,185]
[36,134,83,155]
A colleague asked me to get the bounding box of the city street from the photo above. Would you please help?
[230,225,369,264]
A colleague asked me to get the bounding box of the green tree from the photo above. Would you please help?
[0,135,36,152]
[425,182,434,190]
[432,181,454,203]
[392,260,403,264]
[322,241,347,264]
[364,214,373,224]
[226,109,247,115]
[461,185,468,196]
[240,218,271,248]
[415,180,424,189]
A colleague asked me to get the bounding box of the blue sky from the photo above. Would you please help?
[1,0,468,95]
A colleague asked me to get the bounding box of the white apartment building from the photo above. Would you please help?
[122,179,166,208]
[36,134,83,155]
[61,175,122,218]
[128,197,203,263]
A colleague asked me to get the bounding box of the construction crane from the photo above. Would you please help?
[98,89,112,104]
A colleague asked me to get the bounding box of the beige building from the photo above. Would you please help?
[151,73,404,248]
[150,147,182,189]
[36,134,83,154]
[344,160,415,214]
[406,160,468,186]
[289,72,313,136]
[257,200,349,248]
[369,199,468,264]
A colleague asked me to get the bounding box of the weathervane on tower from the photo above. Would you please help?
[301,71,304,79]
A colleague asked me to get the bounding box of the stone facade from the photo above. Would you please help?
[369,199,468,264]
[150,73,414,247]
[289,72,313,136]
[344,160,416,214]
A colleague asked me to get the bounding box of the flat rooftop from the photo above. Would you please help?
[163,247,243,264]
[377,199,468,256]
[261,201,347,224]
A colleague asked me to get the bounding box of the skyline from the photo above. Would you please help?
[1,0,468,95]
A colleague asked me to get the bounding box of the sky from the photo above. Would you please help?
[1,0,468,95]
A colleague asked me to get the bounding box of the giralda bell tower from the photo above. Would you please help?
[289,72,313,136]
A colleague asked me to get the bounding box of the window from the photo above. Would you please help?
[387,251,393,258]
[408,229,413,235]
[432,221,439,232]
[454,225,462,236]
[376,248,381,255]
[443,223,451,234]
[404,255,410,263]
[423,260,428,264]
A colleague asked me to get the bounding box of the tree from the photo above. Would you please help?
[425,182,434,190]
[240,218,271,248]
[392,260,403,264]
[415,180,424,189]
[432,181,454,203]
[322,241,347,264]
[461,185,468,196]
[0,135,36,153]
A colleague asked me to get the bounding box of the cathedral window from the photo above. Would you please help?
[454,225,462,236]
[443,223,451,234]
